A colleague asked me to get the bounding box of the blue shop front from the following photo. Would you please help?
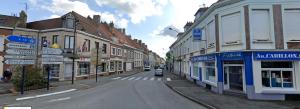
[190,51,300,100]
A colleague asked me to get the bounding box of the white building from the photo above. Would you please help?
[170,0,300,100]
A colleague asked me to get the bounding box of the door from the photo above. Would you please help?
[224,65,244,92]
[64,63,73,80]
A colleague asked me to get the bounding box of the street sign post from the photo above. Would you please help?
[7,43,34,49]
[4,35,37,95]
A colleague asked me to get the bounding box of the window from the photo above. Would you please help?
[192,63,199,79]
[50,65,60,78]
[118,61,122,71]
[65,35,74,49]
[41,36,47,47]
[283,9,300,41]
[261,62,294,88]
[102,44,107,54]
[251,9,271,41]
[204,62,216,83]
[82,39,90,52]
[206,21,216,48]
[112,48,116,55]
[95,41,99,49]
[53,35,58,44]
[117,48,121,56]
[110,62,115,71]
[78,63,90,76]
[221,12,242,44]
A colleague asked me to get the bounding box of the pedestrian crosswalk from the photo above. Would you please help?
[111,76,171,81]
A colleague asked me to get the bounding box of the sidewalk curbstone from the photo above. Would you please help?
[164,82,217,109]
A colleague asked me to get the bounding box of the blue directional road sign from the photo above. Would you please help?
[7,35,36,44]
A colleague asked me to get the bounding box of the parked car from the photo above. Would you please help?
[154,68,163,76]
[144,66,151,71]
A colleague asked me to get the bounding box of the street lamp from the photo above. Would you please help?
[168,27,182,78]
[72,19,79,84]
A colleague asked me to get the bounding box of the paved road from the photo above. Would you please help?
[6,70,206,109]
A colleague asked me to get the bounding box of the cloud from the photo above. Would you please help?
[34,0,129,28]
[49,14,60,18]
[95,0,167,24]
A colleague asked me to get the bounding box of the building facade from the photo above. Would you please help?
[170,0,300,100]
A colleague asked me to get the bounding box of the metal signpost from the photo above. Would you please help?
[41,47,63,90]
[4,35,36,95]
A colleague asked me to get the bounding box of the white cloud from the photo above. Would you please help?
[49,14,60,18]
[35,0,129,28]
[95,0,166,24]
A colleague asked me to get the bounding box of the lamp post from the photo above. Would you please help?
[168,27,182,77]
[72,19,79,84]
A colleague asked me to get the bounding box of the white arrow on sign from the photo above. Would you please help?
[6,49,36,55]
[4,55,36,59]
[42,55,63,58]
[42,61,63,64]
[5,59,35,65]
[42,47,62,55]
[7,43,34,49]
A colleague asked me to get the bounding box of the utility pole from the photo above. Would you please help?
[72,18,78,84]
[96,44,99,82]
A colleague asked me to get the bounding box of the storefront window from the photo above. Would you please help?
[110,62,115,71]
[261,62,294,88]
[50,65,60,78]
[204,62,215,82]
[192,63,199,79]
[118,61,122,71]
[78,63,90,75]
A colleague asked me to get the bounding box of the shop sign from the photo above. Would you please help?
[193,28,202,41]
[7,35,35,44]
[254,52,300,60]
[191,54,215,62]
[221,52,243,60]
[42,47,62,55]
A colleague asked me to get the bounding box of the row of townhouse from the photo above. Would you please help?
[0,11,158,81]
[169,0,300,100]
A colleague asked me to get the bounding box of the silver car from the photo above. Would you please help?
[154,68,163,76]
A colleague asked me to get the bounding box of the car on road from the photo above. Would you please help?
[154,68,163,76]
[144,66,151,71]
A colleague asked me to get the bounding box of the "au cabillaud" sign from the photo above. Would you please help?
[254,52,300,60]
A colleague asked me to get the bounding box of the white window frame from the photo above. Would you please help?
[202,62,217,86]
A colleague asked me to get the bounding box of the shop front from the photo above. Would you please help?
[191,54,218,92]
[250,51,300,100]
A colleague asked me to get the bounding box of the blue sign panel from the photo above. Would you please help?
[221,52,244,60]
[254,51,300,60]
[191,54,215,62]
[193,28,202,40]
[7,35,36,44]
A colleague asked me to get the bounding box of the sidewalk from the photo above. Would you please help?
[0,71,140,95]
[164,72,299,109]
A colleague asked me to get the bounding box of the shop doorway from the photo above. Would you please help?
[64,63,73,80]
[223,61,245,92]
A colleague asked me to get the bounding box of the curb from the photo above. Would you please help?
[164,82,217,109]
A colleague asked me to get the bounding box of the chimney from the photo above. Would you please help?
[127,35,131,39]
[134,39,138,43]
[122,28,126,34]
[138,40,142,45]
[93,15,101,23]
[184,22,193,31]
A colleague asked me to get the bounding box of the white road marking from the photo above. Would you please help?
[121,77,129,80]
[16,89,77,101]
[135,77,142,80]
[128,77,136,80]
[46,97,71,103]
[143,77,148,80]
[167,78,171,81]
[112,77,121,80]
[157,78,162,81]
[150,77,155,81]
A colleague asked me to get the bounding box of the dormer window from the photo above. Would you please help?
[63,14,74,29]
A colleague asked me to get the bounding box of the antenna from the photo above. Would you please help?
[25,2,28,13]
[203,3,206,8]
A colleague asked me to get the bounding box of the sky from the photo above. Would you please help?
[0,0,218,57]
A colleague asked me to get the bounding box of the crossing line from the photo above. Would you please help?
[135,77,142,80]
[143,77,148,80]
[128,77,136,80]
[150,77,155,81]
[121,77,129,80]
[157,78,162,81]
[167,78,171,81]
[112,77,121,80]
